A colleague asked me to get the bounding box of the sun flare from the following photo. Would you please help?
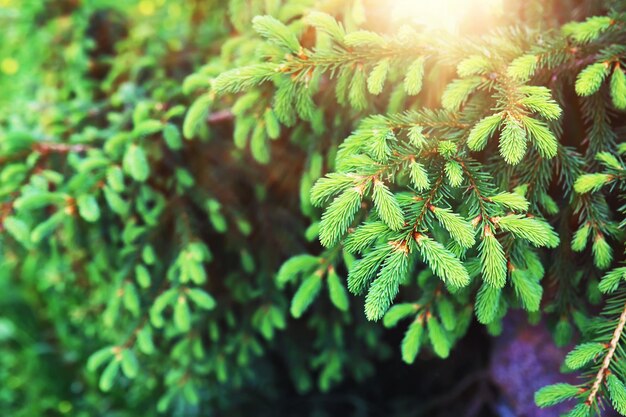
[390,0,504,32]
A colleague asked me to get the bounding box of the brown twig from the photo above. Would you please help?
[586,301,626,406]
[32,143,91,154]
[207,110,234,125]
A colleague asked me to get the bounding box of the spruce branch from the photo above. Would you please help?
[586,300,626,408]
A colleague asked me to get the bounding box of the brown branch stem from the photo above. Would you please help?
[586,301,626,405]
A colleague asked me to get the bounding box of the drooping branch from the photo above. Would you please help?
[586,301,626,406]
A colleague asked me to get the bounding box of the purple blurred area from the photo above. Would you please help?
[489,313,617,417]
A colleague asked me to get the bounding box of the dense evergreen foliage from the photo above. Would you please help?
[2,0,626,416]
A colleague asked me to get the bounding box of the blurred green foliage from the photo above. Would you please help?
[0,1,389,415]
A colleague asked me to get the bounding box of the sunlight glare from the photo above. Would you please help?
[390,0,504,33]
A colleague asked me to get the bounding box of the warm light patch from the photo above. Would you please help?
[390,0,503,32]
[138,0,156,16]
[1,58,19,75]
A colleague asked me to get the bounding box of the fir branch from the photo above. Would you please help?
[586,300,626,407]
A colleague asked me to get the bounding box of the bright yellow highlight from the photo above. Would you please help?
[138,0,156,16]
[390,0,503,32]
[1,58,19,75]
